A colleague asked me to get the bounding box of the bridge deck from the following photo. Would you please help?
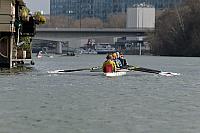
[35,28,154,41]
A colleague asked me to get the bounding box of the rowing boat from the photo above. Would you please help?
[47,66,180,77]
[47,68,129,77]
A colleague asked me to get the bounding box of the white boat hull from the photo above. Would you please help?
[37,55,42,58]
[48,69,128,77]
[104,71,127,77]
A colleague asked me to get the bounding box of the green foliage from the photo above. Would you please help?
[19,36,31,50]
[33,11,46,24]
[20,7,30,21]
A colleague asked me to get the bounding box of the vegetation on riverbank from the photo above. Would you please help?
[150,0,200,56]
[19,7,46,50]
[39,13,126,28]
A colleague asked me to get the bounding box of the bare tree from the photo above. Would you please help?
[40,16,73,28]
[71,17,103,28]
[104,13,126,28]
[150,0,200,56]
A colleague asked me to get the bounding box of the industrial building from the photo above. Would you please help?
[126,5,155,28]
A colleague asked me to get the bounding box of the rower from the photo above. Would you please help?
[119,52,128,67]
[112,52,122,68]
[102,54,116,73]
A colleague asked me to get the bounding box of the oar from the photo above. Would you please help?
[48,66,102,74]
[50,66,102,73]
[127,65,181,76]
[59,68,91,72]
[126,65,161,74]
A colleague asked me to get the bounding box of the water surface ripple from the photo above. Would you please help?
[0,55,199,133]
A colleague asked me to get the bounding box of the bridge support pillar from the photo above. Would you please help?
[56,42,62,54]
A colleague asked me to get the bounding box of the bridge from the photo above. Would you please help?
[34,28,154,41]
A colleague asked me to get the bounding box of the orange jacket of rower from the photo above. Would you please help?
[102,54,116,73]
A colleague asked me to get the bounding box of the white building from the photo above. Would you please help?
[126,5,155,29]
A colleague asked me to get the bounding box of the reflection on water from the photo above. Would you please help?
[0,55,200,133]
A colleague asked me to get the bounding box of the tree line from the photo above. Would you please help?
[150,0,200,56]
[39,13,126,28]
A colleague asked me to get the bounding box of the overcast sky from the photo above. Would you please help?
[24,0,50,14]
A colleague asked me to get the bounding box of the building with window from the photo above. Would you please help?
[50,0,183,21]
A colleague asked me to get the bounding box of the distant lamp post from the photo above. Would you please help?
[67,10,73,28]
[79,0,82,28]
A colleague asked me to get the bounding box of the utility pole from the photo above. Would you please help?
[80,0,82,28]
[68,0,69,28]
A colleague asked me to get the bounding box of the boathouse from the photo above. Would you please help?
[0,0,34,68]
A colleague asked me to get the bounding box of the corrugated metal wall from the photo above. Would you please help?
[127,7,155,28]
[0,0,15,32]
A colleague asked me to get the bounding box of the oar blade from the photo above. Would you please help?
[159,72,181,76]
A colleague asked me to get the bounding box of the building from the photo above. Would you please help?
[126,5,155,28]
[50,0,115,21]
[50,0,183,21]
[0,0,37,68]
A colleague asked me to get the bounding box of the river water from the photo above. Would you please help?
[0,54,200,133]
